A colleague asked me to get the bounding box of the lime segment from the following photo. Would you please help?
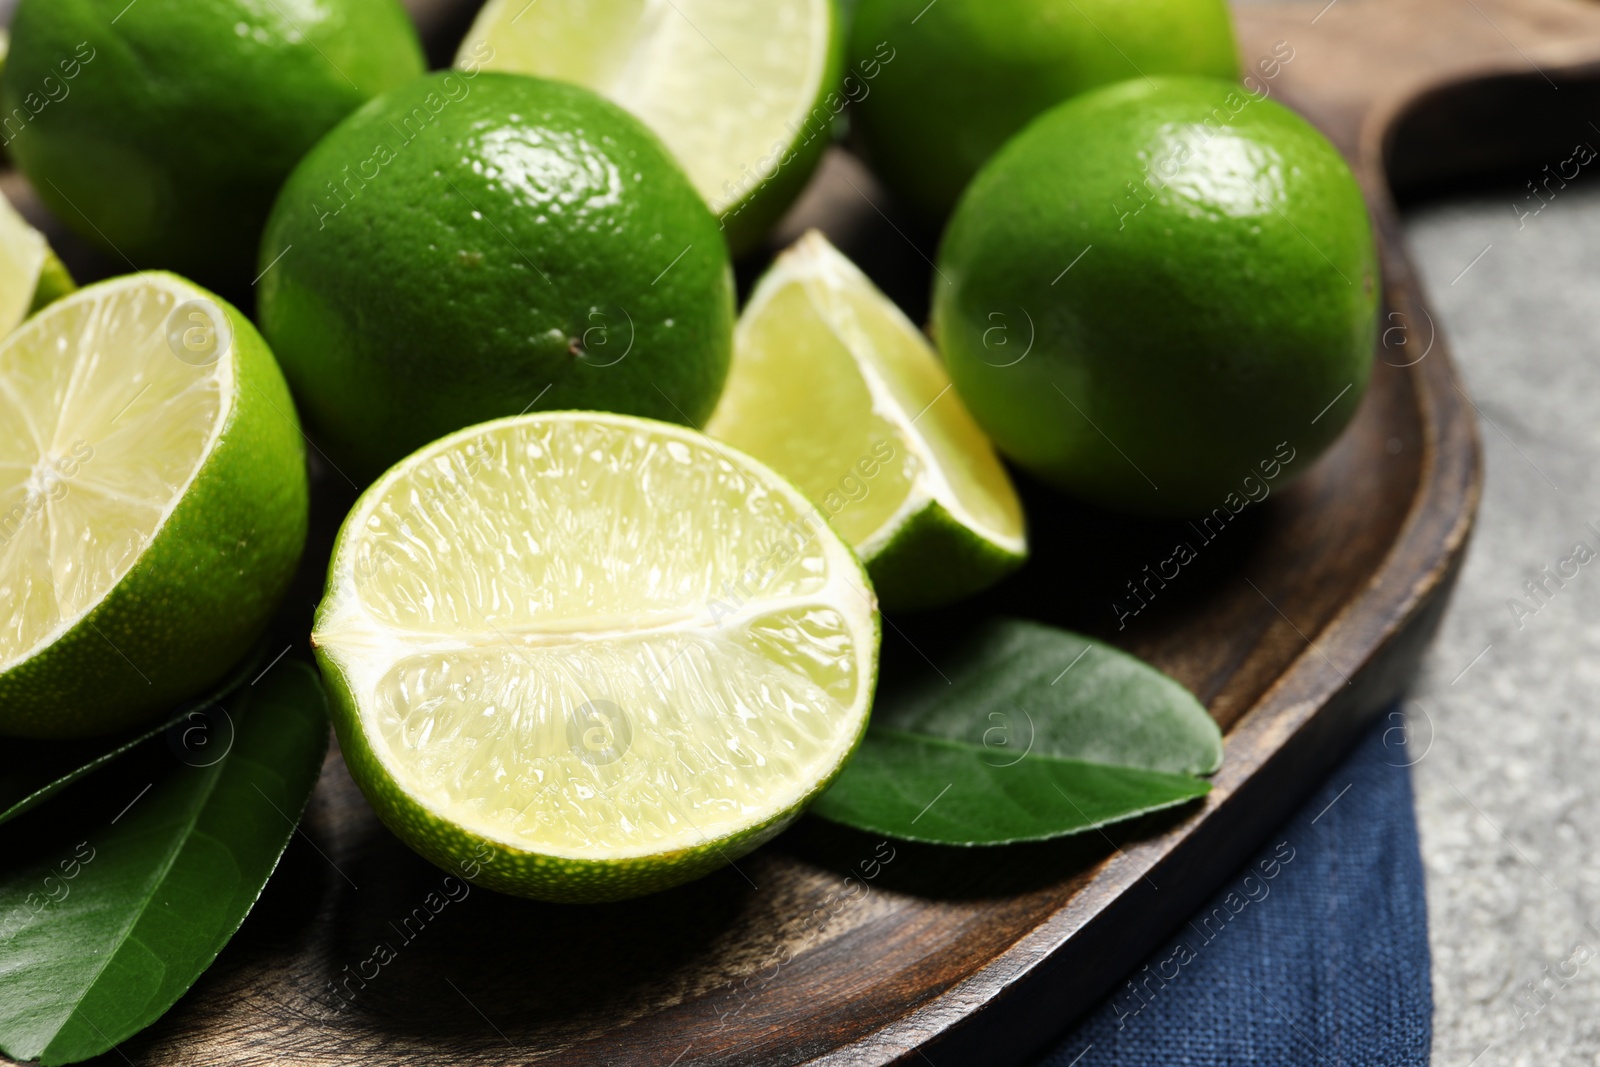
[314,412,878,900]
[708,231,1026,609]
[0,192,51,336]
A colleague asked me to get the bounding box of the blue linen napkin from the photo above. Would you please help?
[1031,710,1433,1066]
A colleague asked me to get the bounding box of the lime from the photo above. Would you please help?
[1,0,424,286]
[0,190,73,336]
[0,273,309,738]
[258,71,737,482]
[934,77,1378,516]
[707,231,1024,609]
[313,412,879,902]
[0,29,9,128]
[455,0,843,255]
[849,0,1239,219]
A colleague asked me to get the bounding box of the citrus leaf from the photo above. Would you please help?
[811,618,1221,845]
[0,661,328,1066]
[813,729,1211,845]
[0,644,268,828]
[875,618,1223,774]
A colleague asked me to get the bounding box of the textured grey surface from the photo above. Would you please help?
[1404,184,1600,1064]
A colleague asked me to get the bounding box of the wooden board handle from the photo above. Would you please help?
[1236,0,1600,183]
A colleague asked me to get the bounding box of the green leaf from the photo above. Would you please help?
[815,730,1211,845]
[0,662,329,1066]
[811,618,1222,845]
[0,646,268,827]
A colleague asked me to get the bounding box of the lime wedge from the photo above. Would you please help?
[707,231,1026,610]
[455,0,842,253]
[313,412,879,902]
[0,273,308,738]
[0,191,72,337]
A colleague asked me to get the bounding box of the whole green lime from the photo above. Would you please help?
[258,72,737,481]
[0,0,424,287]
[934,77,1378,516]
[849,0,1239,219]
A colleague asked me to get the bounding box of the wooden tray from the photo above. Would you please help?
[24,0,1600,1059]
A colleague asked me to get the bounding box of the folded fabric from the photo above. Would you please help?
[1031,709,1432,1066]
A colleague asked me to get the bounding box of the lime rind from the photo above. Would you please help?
[28,250,76,316]
[863,496,1028,611]
[314,412,879,901]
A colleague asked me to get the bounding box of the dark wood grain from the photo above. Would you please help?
[21,0,1600,1060]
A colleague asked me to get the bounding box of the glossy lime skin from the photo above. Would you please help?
[259,73,737,481]
[848,0,1239,219]
[867,499,1025,612]
[0,275,309,739]
[934,77,1379,516]
[1,0,423,288]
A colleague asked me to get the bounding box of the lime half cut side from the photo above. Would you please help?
[707,230,1027,610]
[314,412,879,902]
[0,272,308,738]
[455,0,841,253]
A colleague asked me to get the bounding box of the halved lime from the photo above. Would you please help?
[0,273,308,738]
[314,412,879,902]
[0,191,73,336]
[455,0,842,254]
[707,231,1026,610]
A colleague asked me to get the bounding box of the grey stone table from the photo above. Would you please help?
[1405,185,1600,1064]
